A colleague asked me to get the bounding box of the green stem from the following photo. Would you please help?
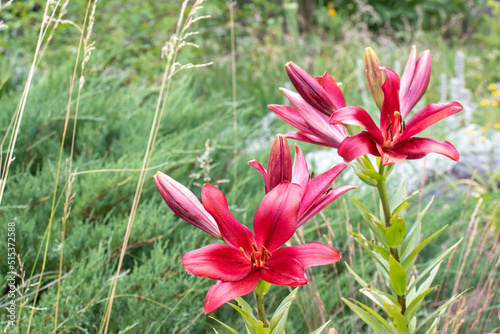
[377,163,406,315]
[256,292,268,326]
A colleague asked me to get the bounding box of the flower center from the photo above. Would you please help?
[240,243,272,270]
[384,111,405,147]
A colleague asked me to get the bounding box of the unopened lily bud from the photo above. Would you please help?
[364,47,385,110]
[285,62,337,116]
[154,172,221,239]
[267,135,293,190]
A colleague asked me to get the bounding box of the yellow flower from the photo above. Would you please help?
[328,8,337,16]
[479,136,487,143]
[327,1,334,8]
[480,99,490,106]
[481,127,487,132]
[488,83,497,90]
[492,100,499,106]
[469,130,478,137]
[494,123,500,129]
[492,90,500,97]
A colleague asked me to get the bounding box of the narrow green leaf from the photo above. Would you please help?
[386,216,406,248]
[209,316,240,334]
[405,288,435,321]
[269,288,298,334]
[389,256,407,296]
[256,322,270,334]
[390,180,407,209]
[407,240,461,292]
[392,201,409,217]
[355,171,379,186]
[415,291,466,332]
[361,169,386,181]
[383,302,409,334]
[400,198,433,259]
[352,235,389,275]
[401,225,448,271]
[310,320,330,334]
[235,297,259,334]
[228,302,258,332]
[361,156,375,170]
[342,298,392,334]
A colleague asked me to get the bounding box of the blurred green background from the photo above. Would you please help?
[1,0,499,332]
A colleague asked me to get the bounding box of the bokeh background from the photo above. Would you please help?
[1,0,499,332]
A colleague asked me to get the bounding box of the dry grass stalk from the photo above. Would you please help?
[227,1,238,205]
[0,0,62,206]
[452,199,482,295]
[99,2,211,332]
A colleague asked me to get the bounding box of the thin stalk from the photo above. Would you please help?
[377,163,405,315]
[256,293,268,326]
[228,1,238,205]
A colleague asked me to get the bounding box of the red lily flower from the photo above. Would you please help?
[330,51,462,165]
[182,182,341,313]
[154,172,221,239]
[248,135,357,227]
[268,62,347,148]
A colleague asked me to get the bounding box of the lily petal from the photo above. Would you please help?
[380,148,408,165]
[285,62,336,115]
[267,135,293,190]
[182,244,251,281]
[318,71,346,110]
[154,172,221,239]
[268,104,311,132]
[202,184,256,253]
[392,137,459,161]
[280,88,346,147]
[399,102,463,141]
[337,132,380,162]
[254,182,301,252]
[273,242,341,268]
[204,271,260,314]
[291,144,309,192]
[298,163,347,217]
[286,130,341,148]
[248,160,268,193]
[330,106,384,142]
[380,68,401,133]
[298,185,357,227]
[400,49,431,118]
[261,256,307,286]
[400,46,417,114]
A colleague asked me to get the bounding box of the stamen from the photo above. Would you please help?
[390,129,394,141]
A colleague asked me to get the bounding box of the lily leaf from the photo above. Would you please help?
[414,291,466,332]
[228,302,258,334]
[407,240,461,292]
[209,316,240,334]
[256,322,270,334]
[269,288,298,334]
[355,171,379,186]
[310,320,331,334]
[352,234,389,275]
[405,288,435,321]
[342,298,392,334]
[389,256,407,296]
[384,302,409,334]
[401,225,448,272]
[386,216,406,248]
[400,198,433,261]
[360,169,386,181]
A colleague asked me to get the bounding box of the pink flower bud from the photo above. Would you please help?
[154,172,221,239]
[364,47,385,110]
